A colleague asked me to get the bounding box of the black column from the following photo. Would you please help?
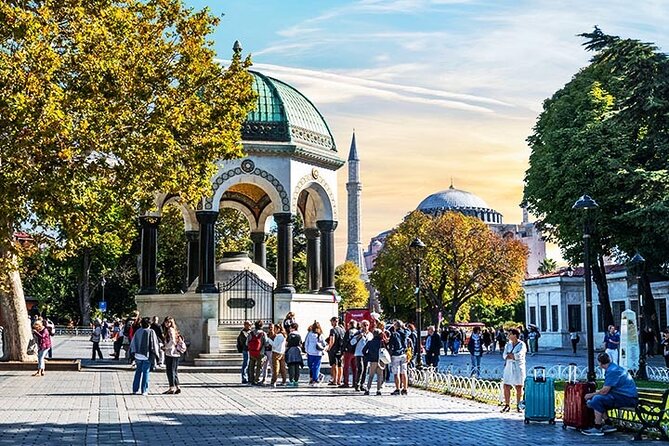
[304,228,321,293]
[196,210,218,294]
[138,216,161,295]
[274,213,295,294]
[250,232,268,269]
[317,220,338,294]
[185,230,199,289]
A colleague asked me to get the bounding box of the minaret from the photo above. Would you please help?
[346,132,368,280]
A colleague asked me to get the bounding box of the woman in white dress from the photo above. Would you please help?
[501,328,527,412]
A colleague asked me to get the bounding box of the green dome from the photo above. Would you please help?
[243,71,337,154]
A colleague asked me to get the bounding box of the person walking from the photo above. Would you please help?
[527,326,540,356]
[468,326,484,378]
[501,328,527,412]
[304,321,327,385]
[32,320,52,376]
[112,320,123,360]
[351,320,372,391]
[362,329,385,395]
[496,327,507,352]
[246,320,267,386]
[662,329,669,368]
[340,320,358,388]
[129,317,161,395]
[407,323,417,367]
[91,320,104,360]
[569,329,580,355]
[270,324,287,387]
[285,323,303,387]
[260,323,276,385]
[327,317,345,386]
[389,320,409,395]
[237,321,252,384]
[603,325,620,364]
[151,316,165,369]
[162,316,183,395]
[425,326,442,368]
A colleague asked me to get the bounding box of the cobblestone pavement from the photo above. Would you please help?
[0,337,657,446]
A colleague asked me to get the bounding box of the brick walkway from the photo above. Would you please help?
[0,337,655,445]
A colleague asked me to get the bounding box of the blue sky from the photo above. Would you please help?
[185,0,669,263]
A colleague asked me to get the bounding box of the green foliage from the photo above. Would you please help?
[0,0,255,358]
[215,209,252,258]
[158,206,187,293]
[523,27,669,331]
[371,211,528,325]
[537,258,558,275]
[335,261,368,311]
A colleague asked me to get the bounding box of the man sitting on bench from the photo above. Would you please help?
[582,352,639,436]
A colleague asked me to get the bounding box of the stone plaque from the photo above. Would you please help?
[619,309,640,371]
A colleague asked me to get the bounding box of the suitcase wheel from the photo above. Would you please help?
[524,418,530,424]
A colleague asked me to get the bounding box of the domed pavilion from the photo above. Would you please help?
[136,57,343,357]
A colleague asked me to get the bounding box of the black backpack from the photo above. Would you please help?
[342,328,357,353]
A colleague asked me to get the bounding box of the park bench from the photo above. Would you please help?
[610,388,669,441]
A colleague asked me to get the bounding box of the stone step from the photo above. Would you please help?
[193,357,243,367]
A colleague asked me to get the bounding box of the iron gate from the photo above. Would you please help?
[218,269,274,326]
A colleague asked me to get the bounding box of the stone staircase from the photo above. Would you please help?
[191,326,243,373]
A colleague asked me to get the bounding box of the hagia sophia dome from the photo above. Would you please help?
[416,185,503,225]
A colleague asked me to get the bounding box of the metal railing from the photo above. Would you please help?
[53,326,94,336]
[436,363,669,383]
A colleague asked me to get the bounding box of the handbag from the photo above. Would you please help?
[176,338,187,354]
[27,338,38,355]
[89,334,96,342]
[379,347,391,366]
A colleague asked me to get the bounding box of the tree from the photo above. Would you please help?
[334,261,368,311]
[524,27,669,333]
[370,211,528,325]
[0,1,255,360]
[537,258,558,275]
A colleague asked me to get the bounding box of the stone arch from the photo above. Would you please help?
[155,194,198,231]
[292,174,337,226]
[208,163,290,213]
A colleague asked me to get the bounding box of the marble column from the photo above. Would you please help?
[185,230,199,289]
[250,231,268,269]
[274,213,295,294]
[138,216,161,295]
[196,210,218,293]
[317,220,338,294]
[304,228,321,293]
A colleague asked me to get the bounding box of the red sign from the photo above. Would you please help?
[344,308,372,325]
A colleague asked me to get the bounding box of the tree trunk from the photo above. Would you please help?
[0,237,34,362]
[592,253,614,328]
[78,249,93,326]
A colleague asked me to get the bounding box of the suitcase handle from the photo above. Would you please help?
[533,366,546,382]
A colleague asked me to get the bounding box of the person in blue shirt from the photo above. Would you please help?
[603,325,620,364]
[582,352,638,436]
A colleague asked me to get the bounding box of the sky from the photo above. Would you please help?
[186,0,669,264]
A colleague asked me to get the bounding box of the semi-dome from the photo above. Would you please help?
[417,185,503,224]
[242,71,343,168]
[215,252,276,286]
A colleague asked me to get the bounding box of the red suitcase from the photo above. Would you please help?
[562,364,595,430]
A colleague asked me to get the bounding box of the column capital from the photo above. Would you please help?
[195,210,219,225]
[250,231,268,243]
[274,213,295,225]
[138,215,161,228]
[317,220,338,232]
[304,228,321,240]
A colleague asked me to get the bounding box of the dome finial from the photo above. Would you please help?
[233,40,242,54]
[450,177,454,189]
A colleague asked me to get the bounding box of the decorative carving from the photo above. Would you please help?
[241,159,255,173]
[292,173,338,221]
[242,122,290,142]
[212,166,290,212]
[311,168,319,179]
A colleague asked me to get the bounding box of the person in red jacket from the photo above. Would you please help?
[32,319,52,376]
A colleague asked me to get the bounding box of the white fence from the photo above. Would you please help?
[436,363,669,383]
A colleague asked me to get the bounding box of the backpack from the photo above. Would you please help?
[343,329,356,354]
[331,326,345,355]
[236,330,248,353]
[248,331,263,358]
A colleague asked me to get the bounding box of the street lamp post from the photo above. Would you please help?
[572,194,599,382]
[629,252,648,380]
[409,237,426,369]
